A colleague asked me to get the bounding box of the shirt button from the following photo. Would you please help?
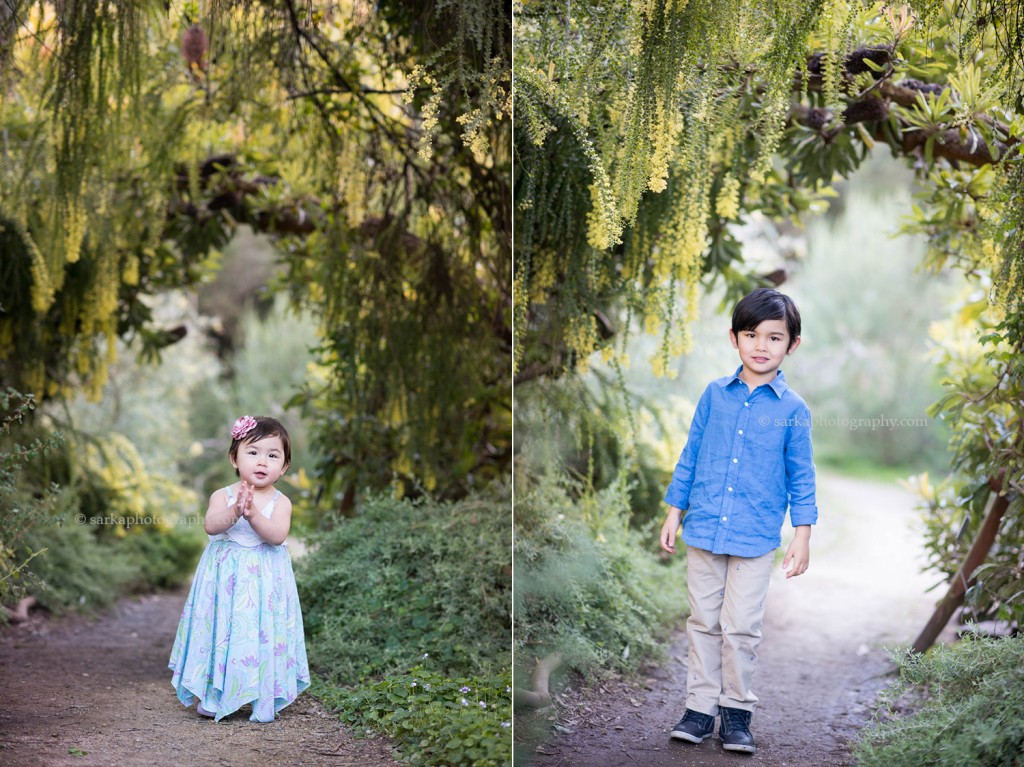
[744,402,750,407]
[737,429,744,435]
[732,458,738,463]
[722,516,728,521]
[727,487,733,492]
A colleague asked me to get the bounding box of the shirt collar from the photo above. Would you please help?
[721,365,789,399]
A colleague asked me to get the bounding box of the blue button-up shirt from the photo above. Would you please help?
[664,366,818,557]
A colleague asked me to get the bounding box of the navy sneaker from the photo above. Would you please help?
[670,709,715,743]
[719,706,756,753]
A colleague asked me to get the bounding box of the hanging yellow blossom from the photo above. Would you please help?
[715,175,741,220]
[647,97,679,194]
[644,313,660,336]
[122,254,140,286]
[649,349,667,379]
[26,232,56,314]
[64,201,87,265]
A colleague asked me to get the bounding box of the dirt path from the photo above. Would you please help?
[525,471,944,766]
[0,585,403,767]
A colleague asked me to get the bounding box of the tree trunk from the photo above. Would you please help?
[911,489,1011,653]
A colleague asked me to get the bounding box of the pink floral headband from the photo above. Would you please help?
[231,415,258,441]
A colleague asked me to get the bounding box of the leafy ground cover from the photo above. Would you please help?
[855,633,1024,767]
[297,490,512,767]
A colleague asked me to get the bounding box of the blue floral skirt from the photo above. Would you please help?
[168,539,310,722]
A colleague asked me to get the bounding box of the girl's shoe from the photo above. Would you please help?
[670,709,715,743]
[196,702,216,717]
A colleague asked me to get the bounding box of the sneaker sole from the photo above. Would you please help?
[722,742,756,754]
[670,731,709,744]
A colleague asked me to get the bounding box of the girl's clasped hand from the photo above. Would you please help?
[232,480,256,520]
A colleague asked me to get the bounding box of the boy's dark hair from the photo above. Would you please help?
[731,288,801,347]
[229,416,292,475]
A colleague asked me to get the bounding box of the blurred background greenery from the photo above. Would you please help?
[613,152,958,488]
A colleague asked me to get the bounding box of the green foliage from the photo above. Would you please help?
[51,293,210,525]
[297,490,511,683]
[514,469,685,677]
[3,420,204,614]
[783,123,870,189]
[0,4,230,400]
[9,419,207,613]
[299,490,510,766]
[20,505,205,613]
[988,152,1024,315]
[513,369,672,526]
[284,192,512,502]
[0,388,62,609]
[318,667,511,767]
[279,0,512,502]
[855,633,1024,767]
[8,299,227,611]
[913,299,1024,626]
[514,0,848,376]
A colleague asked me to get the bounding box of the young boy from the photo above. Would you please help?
[658,287,817,755]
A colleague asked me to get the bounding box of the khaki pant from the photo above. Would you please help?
[685,546,775,715]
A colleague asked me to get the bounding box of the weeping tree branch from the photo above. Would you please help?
[793,45,1018,168]
[280,0,431,182]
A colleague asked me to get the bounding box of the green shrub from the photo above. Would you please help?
[21,505,206,613]
[0,389,63,610]
[855,633,1024,767]
[118,520,208,590]
[297,490,511,683]
[318,666,511,767]
[297,490,511,766]
[514,470,686,678]
[11,423,207,613]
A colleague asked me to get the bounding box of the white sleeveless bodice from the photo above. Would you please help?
[208,486,281,547]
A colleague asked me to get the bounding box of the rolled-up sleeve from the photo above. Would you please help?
[664,385,712,510]
[785,405,818,526]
